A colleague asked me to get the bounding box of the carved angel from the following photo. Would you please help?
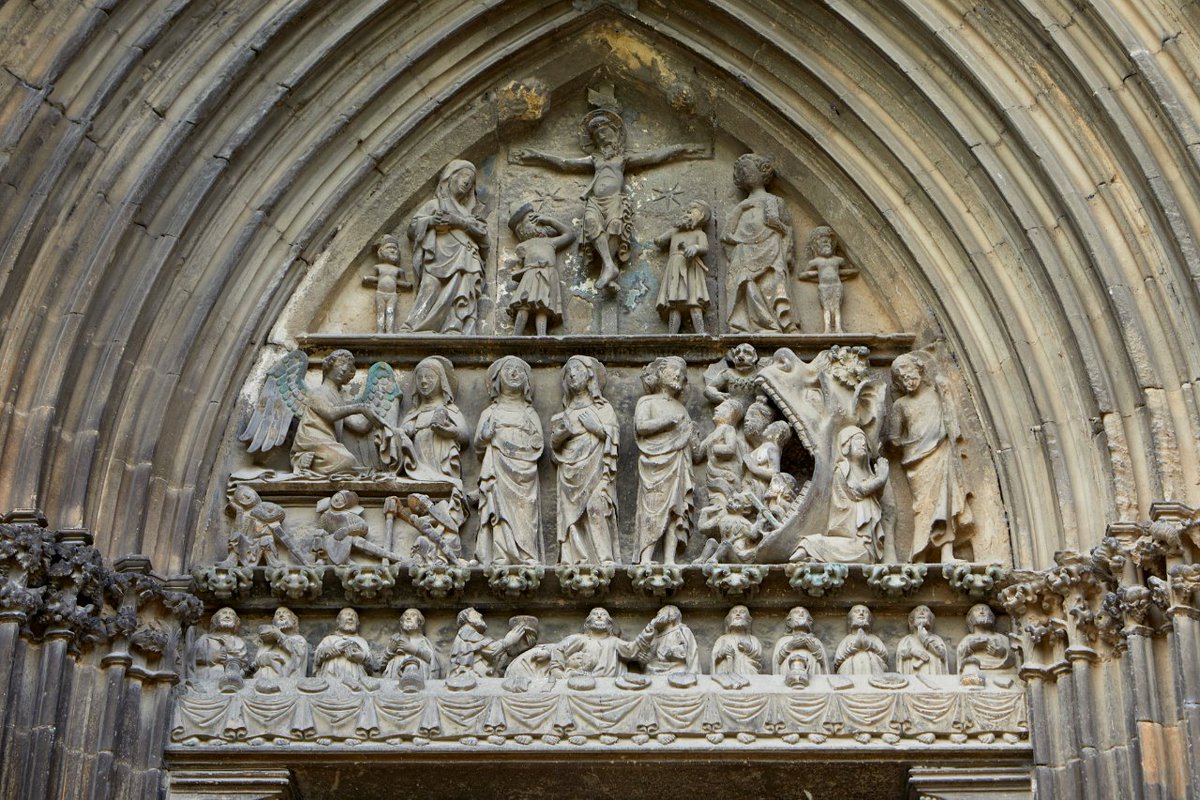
[239,349,402,476]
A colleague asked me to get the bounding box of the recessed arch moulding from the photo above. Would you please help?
[216,18,1018,571]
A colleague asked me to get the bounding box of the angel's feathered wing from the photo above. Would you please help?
[357,361,402,419]
[239,350,308,453]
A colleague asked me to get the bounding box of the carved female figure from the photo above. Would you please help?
[887,351,973,562]
[254,607,308,683]
[832,605,889,676]
[475,356,544,565]
[895,605,949,676]
[314,608,372,688]
[552,356,620,564]
[794,425,889,564]
[401,356,469,516]
[724,154,794,333]
[635,356,696,565]
[383,608,443,690]
[400,159,488,334]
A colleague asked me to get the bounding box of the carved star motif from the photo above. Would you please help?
[650,183,686,209]
[531,187,564,208]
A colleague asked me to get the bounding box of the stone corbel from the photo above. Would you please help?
[555,563,615,598]
[785,562,849,597]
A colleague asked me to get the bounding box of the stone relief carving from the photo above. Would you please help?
[505,203,574,335]
[798,226,858,334]
[895,605,949,676]
[556,607,638,677]
[313,490,403,565]
[552,356,620,564]
[710,605,762,689]
[240,349,400,476]
[397,492,466,567]
[383,608,444,691]
[400,160,488,334]
[792,425,888,563]
[449,607,539,684]
[509,87,707,291]
[401,356,469,517]
[772,606,827,688]
[654,200,711,334]
[724,154,794,333]
[635,356,697,565]
[887,348,974,562]
[190,607,248,691]
[831,605,888,676]
[314,607,373,690]
[628,605,700,682]
[703,343,760,408]
[253,606,308,690]
[222,486,304,568]
[957,603,1016,686]
[475,356,543,565]
[364,234,410,334]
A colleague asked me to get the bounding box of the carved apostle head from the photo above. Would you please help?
[847,604,872,631]
[211,607,240,633]
[966,603,997,632]
[653,605,682,631]
[400,608,425,634]
[908,605,935,632]
[725,605,752,632]
[785,606,814,633]
[647,356,687,397]
[457,607,485,632]
[733,153,775,193]
[585,607,618,636]
[272,607,299,633]
[335,608,359,634]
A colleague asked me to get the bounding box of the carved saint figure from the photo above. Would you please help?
[254,607,308,686]
[449,608,539,679]
[832,605,889,676]
[399,492,466,566]
[697,399,746,536]
[697,492,759,564]
[798,226,858,333]
[401,356,469,516]
[555,607,639,677]
[655,200,711,334]
[887,351,973,562]
[711,605,763,689]
[635,356,696,565]
[366,234,411,333]
[896,605,949,676]
[703,343,760,408]
[314,608,372,689]
[724,153,794,333]
[552,356,620,564]
[772,606,828,688]
[475,356,543,565]
[738,396,778,489]
[506,202,574,335]
[957,604,1016,686]
[792,425,889,564]
[400,159,488,334]
[192,607,248,690]
[383,608,443,691]
[630,605,700,676]
[510,97,706,290]
[222,486,305,567]
[240,349,399,476]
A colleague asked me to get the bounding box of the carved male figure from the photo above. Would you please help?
[832,604,889,676]
[635,356,696,565]
[744,419,791,500]
[703,343,760,408]
[192,607,248,691]
[711,605,763,689]
[222,486,304,567]
[383,608,443,691]
[399,493,466,567]
[654,199,711,334]
[366,234,410,333]
[724,153,794,333]
[511,97,706,290]
[449,608,538,679]
[957,604,1016,686]
[552,356,620,564]
[696,398,746,536]
[314,608,372,689]
[555,607,639,677]
[798,225,858,333]
[697,492,760,564]
[312,490,402,565]
[630,605,700,677]
[254,606,309,688]
[475,356,543,565]
[506,202,574,336]
[887,351,973,562]
[772,606,828,688]
[401,159,488,334]
[896,605,949,676]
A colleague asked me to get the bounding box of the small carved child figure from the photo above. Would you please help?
[703,343,759,407]
[798,225,858,333]
[757,472,801,534]
[895,605,949,676]
[698,492,759,564]
[655,200,711,334]
[365,234,411,333]
[506,202,575,336]
[711,605,763,690]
